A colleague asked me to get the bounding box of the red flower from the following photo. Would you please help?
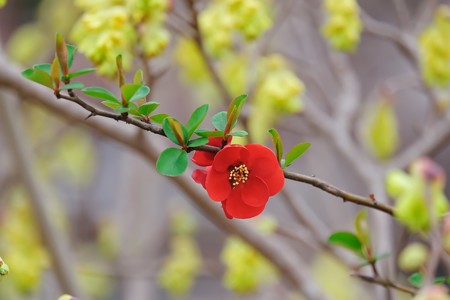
[205,144,284,219]
[191,136,225,166]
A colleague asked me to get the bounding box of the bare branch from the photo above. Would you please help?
[351,273,417,296]
[283,171,394,216]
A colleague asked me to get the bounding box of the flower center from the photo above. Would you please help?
[228,164,249,188]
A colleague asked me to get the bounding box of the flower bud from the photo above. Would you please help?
[398,243,428,272]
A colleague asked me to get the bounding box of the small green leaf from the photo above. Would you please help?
[186,104,209,138]
[67,44,77,68]
[133,69,144,84]
[156,148,189,177]
[268,128,283,165]
[211,111,227,131]
[408,273,423,288]
[114,106,129,113]
[101,101,121,109]
[150,113,169,124]
[285,142,311,167]
[121,84,150,102]
[83,87,120,103]
[225,94,247,135]
[138,102,159,116]
[67,68,96,79]
[60,82,84,90]
[163,117,188,146]
[354,209,370,247]
[33,63,51,74]
[229,130,248,137]
[433,277,447,285]
[328,231,363,257]
[188,137,209,147]
[22,68,54,89]
[195,129,224,138]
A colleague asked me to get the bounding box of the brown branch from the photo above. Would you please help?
[0,58,331,299]
[351,273,417,296]
[283,171,394,216]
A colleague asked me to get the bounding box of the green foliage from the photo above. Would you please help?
[222,235,278,293]
[328,232,364,257]
[362,98,399,160]
[386,158,448,233]
[285,143,311,168]
[157,214,202,296]
[211,111,227,131]
[186,104,209,137]
[156,148,189,177]
[0,257,9,277]
[398,243,428,272]
[82,87,120,103]
[71,1,170,76]
[22,68,54,89]
[418,5,450,87]
[268,128,283,165]
[322,0,363,52]
[187,137,209,148]
[162,117,188,146]
[120,83,150,102]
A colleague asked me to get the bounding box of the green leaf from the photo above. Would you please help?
[268,128,283,165]
[22,68,54,89]
[67,68,96,79]
[156,148,189,177]
[186,104,209,138]
[138,102,159,116]
[433,277,447,285]
[408,273,423,288]
[229,130,248,137]
[285,142,311,167]
[60,82,84,90]
[114,106,129,113]
[188,137,209,147]
[354,209,370,247]
[163,117,188,146]
[195,129,224,138]
[101,100,121,109]
[129,85,150,102]
[133,69,144,84]
[211,111,227,131]
[33,63,51,74]
[225,94,247,134]
[150,113,169,124]
[67,44,77,68]
[328,231,363,257]
[121,84,150,102]
[82,87,120,103]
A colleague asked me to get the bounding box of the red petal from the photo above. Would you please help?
[242,176,269,207]
[245,144,285,195]
[246,144,280,177]
[212,145,249,172]
[224,188,266,219]
[191,151,215,166]
[265,166,285,195]
[205,168,231,201]
[191,169,208,189]
[221,200,233,219]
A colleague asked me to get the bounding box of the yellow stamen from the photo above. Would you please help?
[229,164,249,188]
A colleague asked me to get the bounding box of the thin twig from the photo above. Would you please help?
[351,273,417,296]
[283,171,394,216]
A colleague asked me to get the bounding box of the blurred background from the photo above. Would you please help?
[0,0,450,299]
